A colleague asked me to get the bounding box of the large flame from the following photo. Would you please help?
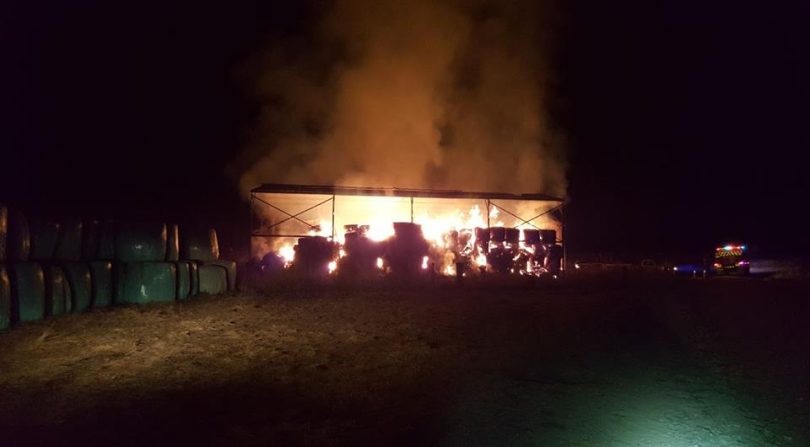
[264,201,560,277]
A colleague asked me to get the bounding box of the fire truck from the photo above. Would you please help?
[712,244,750,275]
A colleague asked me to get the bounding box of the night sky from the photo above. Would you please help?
[2,1,808,257]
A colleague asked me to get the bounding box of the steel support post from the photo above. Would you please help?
[486,199,491,228]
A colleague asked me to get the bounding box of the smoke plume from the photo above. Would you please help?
[231,0,566,197]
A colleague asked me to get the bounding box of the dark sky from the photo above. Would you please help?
[2,1,808,256]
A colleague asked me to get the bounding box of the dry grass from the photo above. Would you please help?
[0,278,807,446]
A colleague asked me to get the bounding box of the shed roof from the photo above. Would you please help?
[251,183,564,202]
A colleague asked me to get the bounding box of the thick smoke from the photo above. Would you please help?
[231,0,566,197]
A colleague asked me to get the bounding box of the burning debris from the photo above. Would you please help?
[252,184,564,279]
[233,0,567,281]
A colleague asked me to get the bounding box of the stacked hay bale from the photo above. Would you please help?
[168,224,191,300]
[29,218,75,317]
[0,206,9,329]
[0,205,238,331]
[4,209,45,324]
[55,218,93,313]
[0,264,9,330]
[83,220,115,308]
[113,222,176,304]
[180,227,235,295]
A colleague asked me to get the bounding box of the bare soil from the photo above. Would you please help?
[0,277,807,446]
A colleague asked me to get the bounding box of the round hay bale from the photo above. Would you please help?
[30,219,61,261]
[0,266,10,330]
[115,222,167,262]
[189,262,199,297]
[88,261,113,308]
[0,205,7,262]
[7,210,31,261]
[167,224,179,261]
[81,220,100,260]
[180,227,219,261]
[10,262,45,322]
[197,264,227,295]
[55,217,83,261]
[97,220,116,260]
[114,262,177,304]
[62,262,92,312]
[176,261,191,300]
[201,260,237,291]
[44,265,71,316]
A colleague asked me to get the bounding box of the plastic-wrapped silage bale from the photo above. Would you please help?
[30,219,61,261]
[44,265,71,316]
[112,222,174,305]
[88,261,113,308]
[62,262,92,312]
[0,205,7,261]
[10,262,45,322]
[115,222,167,262]
[167,224,179,262]
[203,260,237,291]
[54,217,82,261]
[180,227,219,261]
[97,220,116,260]
[197,264,228,295]
[189,262,199,297]
[7,210,31,261]
[176,261,191,300]
[114,262,177,304]
[0,266,10,330]
[180,227,236,292]
[82,220,100,260]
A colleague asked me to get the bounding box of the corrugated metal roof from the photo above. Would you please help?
[251,183,564,202]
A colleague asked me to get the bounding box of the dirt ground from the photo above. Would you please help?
[0,276,808,446]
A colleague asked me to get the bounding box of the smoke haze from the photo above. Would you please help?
[231,0,566,197]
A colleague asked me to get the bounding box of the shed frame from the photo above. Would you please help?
[250,183,567,269]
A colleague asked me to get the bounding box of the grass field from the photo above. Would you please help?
[0,277,807,446]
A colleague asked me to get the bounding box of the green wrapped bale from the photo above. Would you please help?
[115,222,167,262]
[181,227,219,261]
[201,260,237,291]
[0,205,7,261]
[29,219,58,260]
[114,262,177,304]
[45,265,71,316]
[0,266,10,330]
[30,219,61,261]
[10,262,45,322]
[167,224,179,261]
[7,210,31,261]
[81,220,99,260]
[55,217,83,261]
[189,261,199,297]
[89,261,113,308]
[97,220,115,260]
[176,261,191,300]
[62,262,92,312]
[198,264,227,295]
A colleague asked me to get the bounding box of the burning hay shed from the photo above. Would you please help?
[250,184,565,279]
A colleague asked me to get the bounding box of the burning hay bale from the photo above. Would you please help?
[387,222,429,276]
[249,184,565,282]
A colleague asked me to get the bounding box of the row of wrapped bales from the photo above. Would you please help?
[0,205,237,330]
